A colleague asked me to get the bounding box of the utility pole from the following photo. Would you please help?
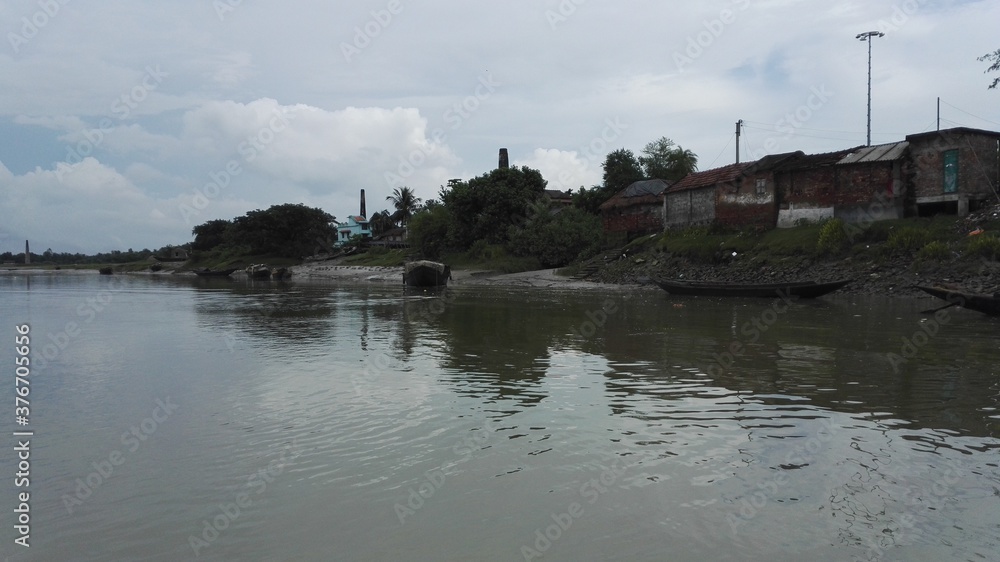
[856,30,884,147]
[735,119,743,163]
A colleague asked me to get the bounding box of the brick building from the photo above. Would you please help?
[905,127,1000,216]
[599,179,671,240]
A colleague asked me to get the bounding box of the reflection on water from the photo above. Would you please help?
[0,273,998,561]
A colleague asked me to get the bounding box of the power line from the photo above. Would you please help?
[939,99,1000,128]
[707,133,734,169]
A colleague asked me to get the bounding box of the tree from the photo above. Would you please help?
[441,166,547,248]
[408,205,452,259]
[386,186,422,226]
[638,136,698,181]
[228,204,336,257]
[368,210,395,237]
[979,49,1000,90]
[602,149,645,194]
[191,219,232,252]
[506,206,601,267]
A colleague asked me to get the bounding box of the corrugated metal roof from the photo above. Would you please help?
[598,179,671,211]
[837,141,908,165]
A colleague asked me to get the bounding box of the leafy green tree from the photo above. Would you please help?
[368,210,395,237]
[191,219,232,251]
[638,136,698,181]
[228,204,336,257]
[408,205,452,259]
[506,206,601,267]
[602,149,645,194]
[572,185,614,215]
[386,186,422,226]
[441,166,547,248]
[979,49,1000,89]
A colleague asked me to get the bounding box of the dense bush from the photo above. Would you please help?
[407,205,451,259]
[816,218,849,255]
[965,234,1000,260]
[917,241,951,261]
[506,207,601,267]
[887,226,931,253]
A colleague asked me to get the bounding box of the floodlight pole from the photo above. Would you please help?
[857,31,884,147]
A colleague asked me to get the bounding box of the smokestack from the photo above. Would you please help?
[24,240,29,265]
[498,148,509,169]
[360,189,367,218]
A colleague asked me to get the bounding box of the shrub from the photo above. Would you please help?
[887,227,930,253]
[965,235,1000,261]
[917,241,950,261]
[816,218,849,255]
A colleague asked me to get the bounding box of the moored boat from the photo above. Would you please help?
[272,267,292,280]
[403,260,451,287]
[653,278,852,299]
[915,284,1000,316]
[99,266,113,275]
[246,264,271,279]
[193,268,238,277]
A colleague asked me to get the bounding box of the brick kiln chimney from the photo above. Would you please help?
[498,148,509,169]
[360,189,367,218]
[24,240,30,265]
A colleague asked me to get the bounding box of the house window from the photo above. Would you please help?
[942,149,958,193]
[755,179,766,195]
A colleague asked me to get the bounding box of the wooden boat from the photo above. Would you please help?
[403,260,451,287]
[99,266,113,275]
[915,284,1000,316]
[653,278,852,299]
[193,268,238,277]
[271,267,292,280]
[246,264,271,279]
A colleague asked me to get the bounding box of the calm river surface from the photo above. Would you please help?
[1,272,998,561]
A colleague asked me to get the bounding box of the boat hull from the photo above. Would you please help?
[404,261,451,287]
[915,285,1000,316]
[193,268,237,277]
[654,278,852,299]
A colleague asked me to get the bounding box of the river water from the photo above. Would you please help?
[1,272,998,561]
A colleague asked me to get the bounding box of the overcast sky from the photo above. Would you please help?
[1,0,998,254]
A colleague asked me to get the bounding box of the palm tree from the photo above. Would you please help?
[386,186,422,226]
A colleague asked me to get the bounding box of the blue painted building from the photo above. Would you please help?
[336,215,371,246]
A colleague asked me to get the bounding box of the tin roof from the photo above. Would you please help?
[837,141,908,165]
[599,179,672,211]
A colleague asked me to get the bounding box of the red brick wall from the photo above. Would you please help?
[909,131,1000,199]
[777,163,893,208]
[602,204,662,234]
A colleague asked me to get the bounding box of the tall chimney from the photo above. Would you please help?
[24,240,30,265]
[360,189,367,218]
[498,148,509,169]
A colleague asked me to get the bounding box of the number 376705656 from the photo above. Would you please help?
[15,324,30,422]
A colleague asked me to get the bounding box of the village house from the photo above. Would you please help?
[905,127,1000,217]
[663,152,798,231]
[775,141,909,227]
[544,189,574,206]
[336,215,371,246]
[599,179,672,242]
